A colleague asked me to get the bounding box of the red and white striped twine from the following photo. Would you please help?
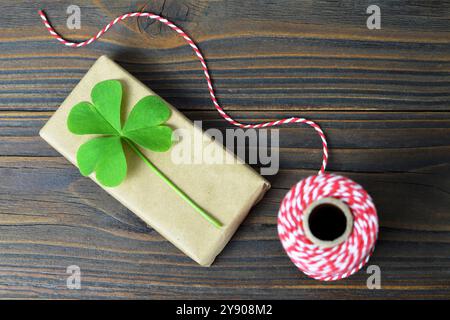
[278,174,378,281]
[38,10,378,280]
[38,9,328,174]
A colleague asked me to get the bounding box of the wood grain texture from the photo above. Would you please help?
[0,0,449,299]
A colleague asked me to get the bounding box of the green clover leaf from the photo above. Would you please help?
[67,79,173,187]
[67,79,222,228]
[76,136,127,187]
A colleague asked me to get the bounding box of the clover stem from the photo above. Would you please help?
[125,139,223,228]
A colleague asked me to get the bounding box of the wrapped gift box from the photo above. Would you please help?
[40,55,270,266]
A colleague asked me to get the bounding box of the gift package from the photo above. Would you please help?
[40,55,270,266]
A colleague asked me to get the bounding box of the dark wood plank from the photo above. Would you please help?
[1,1,449,112]
[1,110,450,299]
[0,0,449,299]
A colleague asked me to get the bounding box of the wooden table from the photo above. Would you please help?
[0,0,449,299]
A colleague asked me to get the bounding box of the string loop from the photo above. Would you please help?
[38,10,328,174]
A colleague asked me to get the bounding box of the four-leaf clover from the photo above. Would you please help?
[67,79,222,228]
[67,79,172,187]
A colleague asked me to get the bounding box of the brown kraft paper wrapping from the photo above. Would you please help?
[40,55,271,266]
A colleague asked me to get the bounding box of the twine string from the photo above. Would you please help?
[38,9,328,174]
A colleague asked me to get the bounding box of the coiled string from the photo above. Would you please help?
[38,10,378,280]
[278,174,378,281]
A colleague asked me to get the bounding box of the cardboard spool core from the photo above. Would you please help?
[303,197,353,248]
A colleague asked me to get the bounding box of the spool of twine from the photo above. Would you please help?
[278,174,378,281]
